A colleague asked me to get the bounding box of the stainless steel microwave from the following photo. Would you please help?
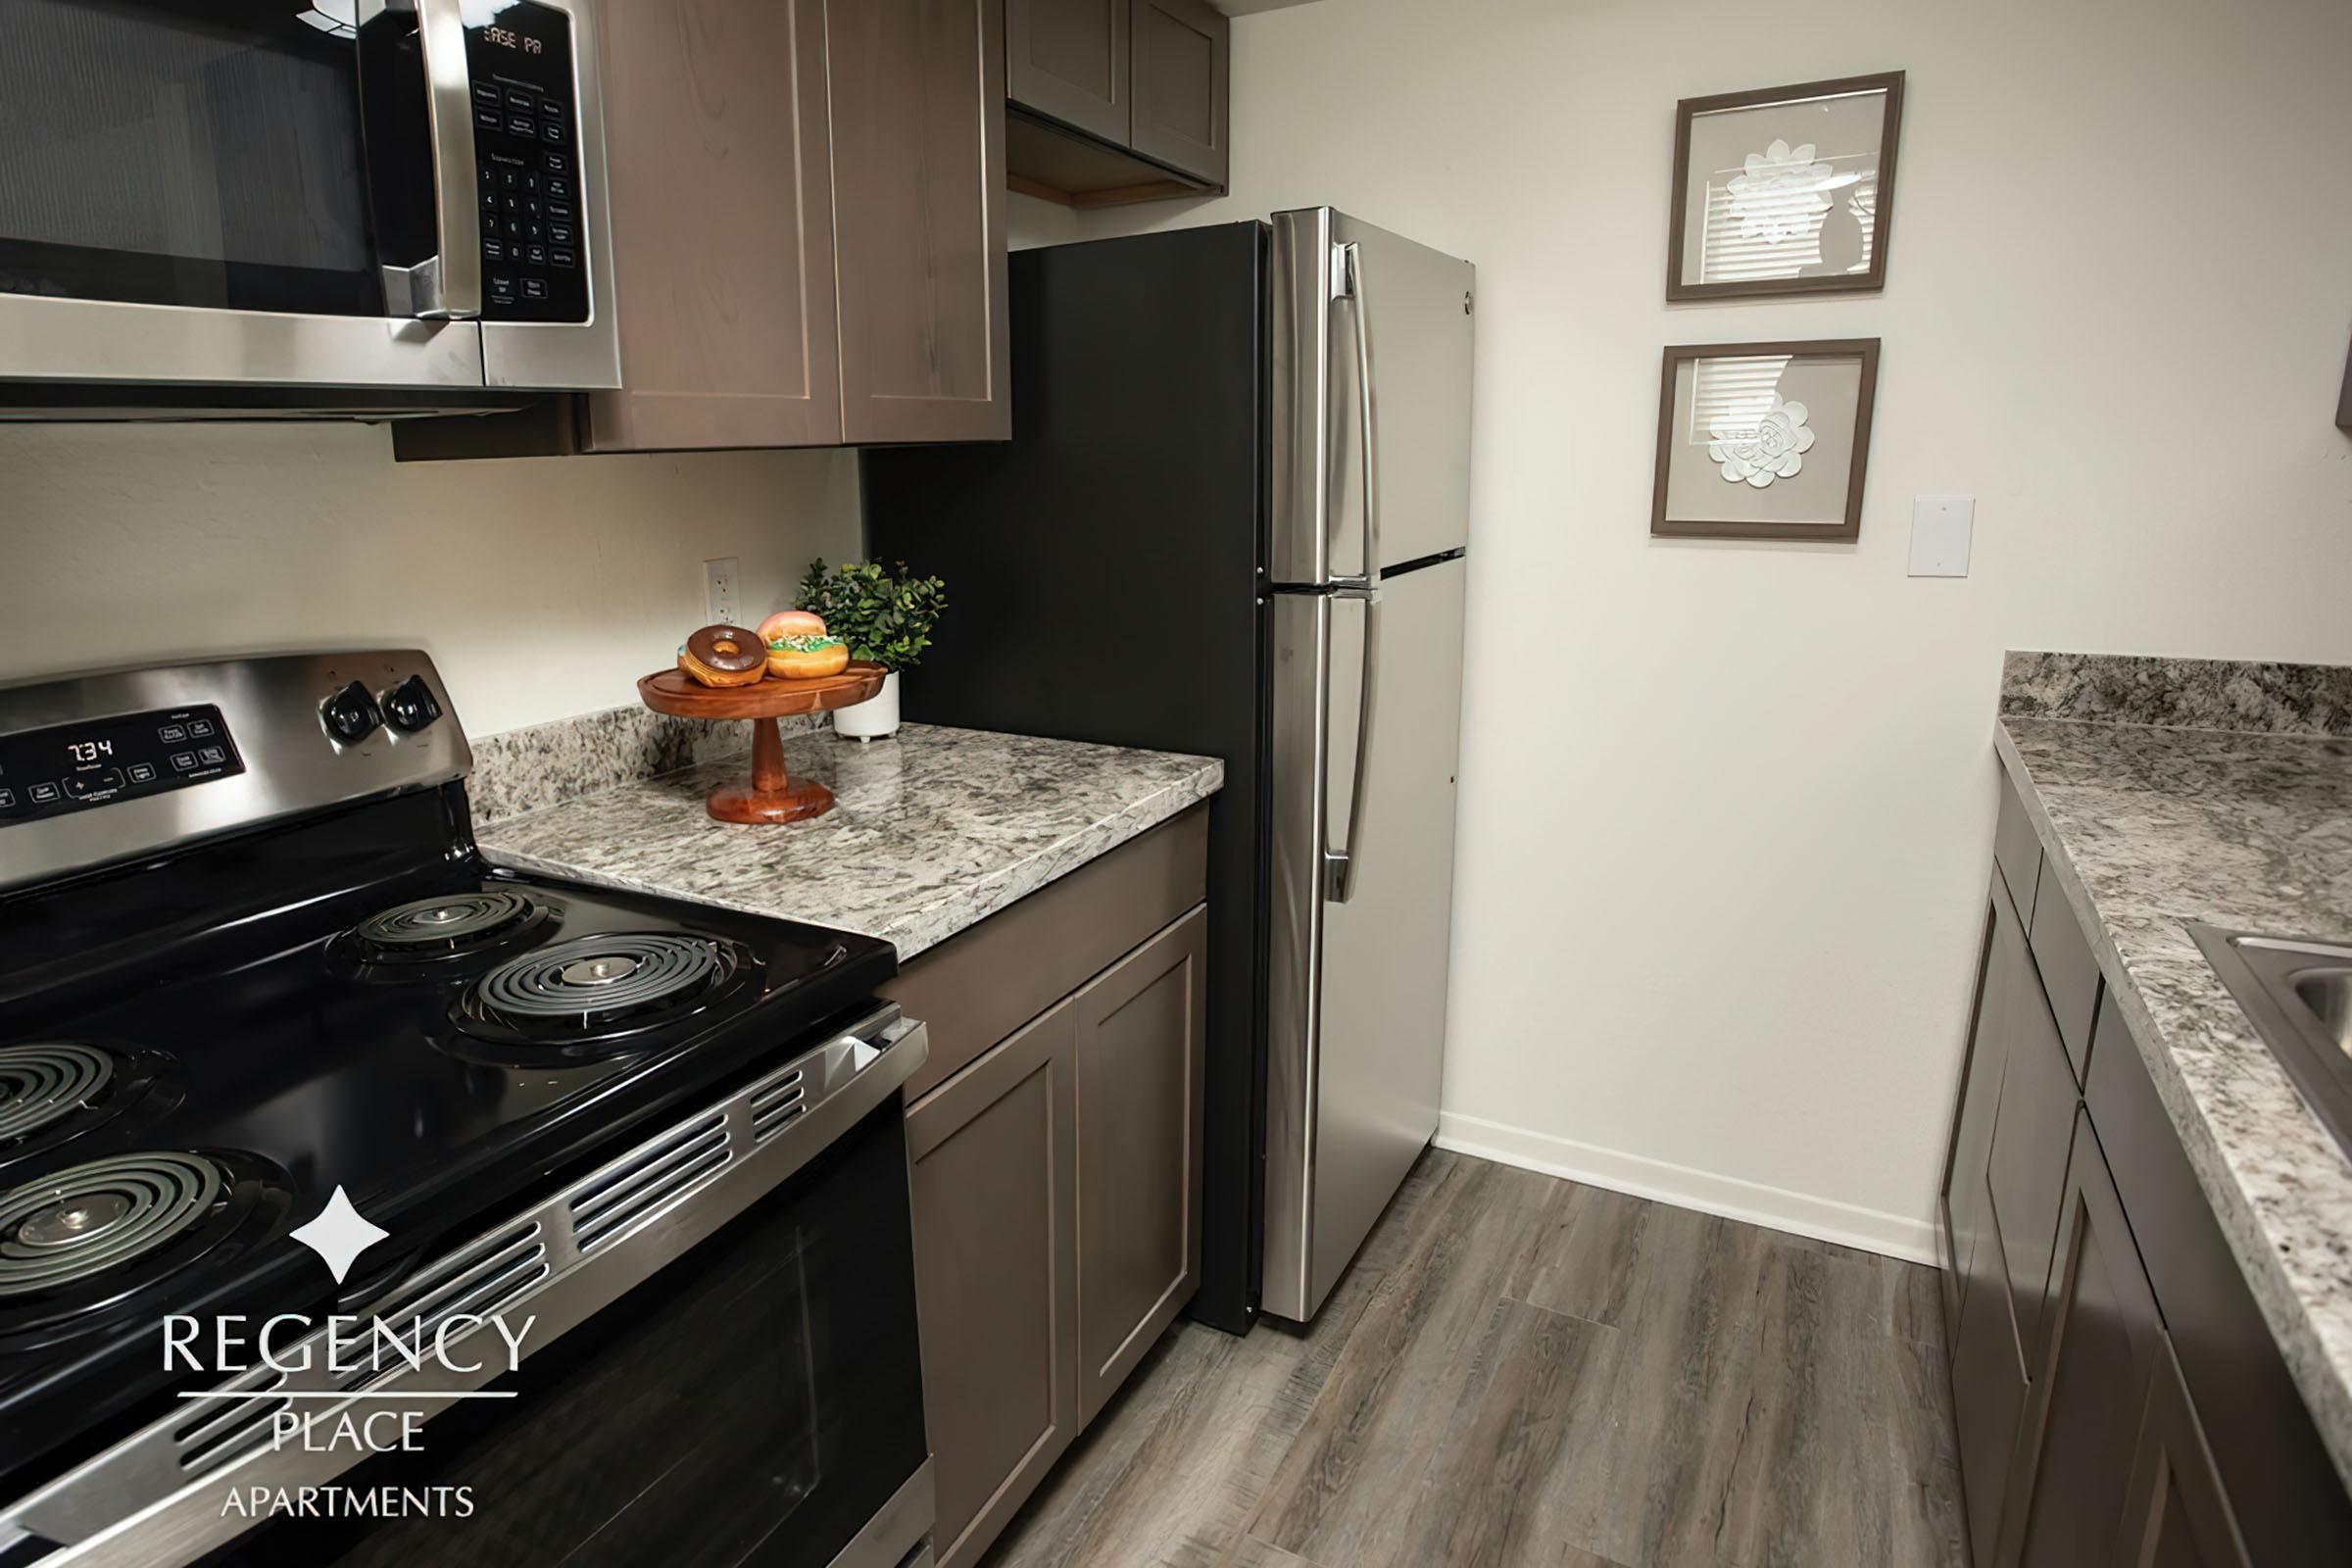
[0,0,620,407]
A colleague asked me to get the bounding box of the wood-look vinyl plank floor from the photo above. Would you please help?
[983,1150,1965,1568]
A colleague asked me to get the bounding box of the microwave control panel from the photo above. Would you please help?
[467,1,589,323]
[0,705,244,827]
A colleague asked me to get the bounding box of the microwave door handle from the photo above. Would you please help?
[371,0,481,319]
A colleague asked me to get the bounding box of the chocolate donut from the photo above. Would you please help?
[680,624,768,687]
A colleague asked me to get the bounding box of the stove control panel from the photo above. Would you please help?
[0,652,472,892]
[0,703,245,826]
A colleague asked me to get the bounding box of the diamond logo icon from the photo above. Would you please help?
[290,1186,389,1284]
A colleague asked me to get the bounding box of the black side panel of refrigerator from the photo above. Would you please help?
[861,222,1269,1333]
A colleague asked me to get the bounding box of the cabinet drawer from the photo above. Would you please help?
[1993,764,2043,927]
[884,806,1207,1101]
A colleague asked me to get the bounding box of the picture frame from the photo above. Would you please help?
[1650,338,1880,542]
[1666,71,1904,303]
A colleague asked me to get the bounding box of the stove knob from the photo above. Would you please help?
[320,680,383,745]
[382,673,444,734]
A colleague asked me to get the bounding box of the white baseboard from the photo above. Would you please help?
[1433,1110,1939,1266]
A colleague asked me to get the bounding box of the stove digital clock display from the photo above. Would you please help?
[0,704,243,826]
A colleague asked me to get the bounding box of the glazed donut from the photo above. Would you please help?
[679,624,768,687]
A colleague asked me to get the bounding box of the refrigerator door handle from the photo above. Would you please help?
[1324,237,1382,904]
[1331,239,1380,591]
[1324,591,1380,903]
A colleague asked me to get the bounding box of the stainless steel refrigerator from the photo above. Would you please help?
[863,208,1473,1328]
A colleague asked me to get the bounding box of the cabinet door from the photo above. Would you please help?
[826,0,1010,444]
[2001,1111,2163,1568]
[2109,1337,2254,1568]
[1985,956,2081,1372]
[1128,0,1230,185]
[1950,1171,2030,1568]
[1072,906,1206,1423]
[1006,0,1130,146]
[1940,896,2002,1341]
[587,0,842,450]
[1944,889,2020,1356]
[906,1002,1081,1568]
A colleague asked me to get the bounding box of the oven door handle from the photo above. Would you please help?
[363,0,481,320]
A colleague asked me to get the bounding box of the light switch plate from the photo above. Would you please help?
[1909,495,1974,577]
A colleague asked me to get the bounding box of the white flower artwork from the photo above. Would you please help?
[1724,138,1836,244]
[1709,400,1816,488]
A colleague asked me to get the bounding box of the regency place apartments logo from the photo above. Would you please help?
[163,1186,535,1522]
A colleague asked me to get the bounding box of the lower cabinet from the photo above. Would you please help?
[908,997,1082,1568]
[1940,765,2346,1566]
[904,899,1207,1568]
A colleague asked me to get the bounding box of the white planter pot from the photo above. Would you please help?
[834,671,901,740]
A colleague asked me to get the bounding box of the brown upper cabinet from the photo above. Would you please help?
[1005,0,1228,205]
[587,0,841,451]
[399,0,1008,457]
[1007,0,1131,146]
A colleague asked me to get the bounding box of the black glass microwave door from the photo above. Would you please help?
[0,0,384,315]
[198,1101,929,1568]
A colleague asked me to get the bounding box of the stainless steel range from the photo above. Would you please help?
[0,652,935,1568]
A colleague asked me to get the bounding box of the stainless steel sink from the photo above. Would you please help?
[2191,926,2352,1158]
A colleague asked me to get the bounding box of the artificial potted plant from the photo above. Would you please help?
[795,559,947,740]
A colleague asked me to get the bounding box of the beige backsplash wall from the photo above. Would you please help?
[0,423,859,736]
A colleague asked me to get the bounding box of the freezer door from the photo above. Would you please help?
[1268,207,1475,586]
[1262,560,1466,1320]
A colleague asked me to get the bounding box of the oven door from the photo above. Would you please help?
[0,1012,933,1568]
[206,1097,933,1568]
[0,0,490,389]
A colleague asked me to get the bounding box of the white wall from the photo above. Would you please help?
[1008,190,1086,250]
[1083,0,2352,1254]
[0,425,858,737]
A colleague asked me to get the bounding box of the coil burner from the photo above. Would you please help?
[455,933,752,1055]
[350,890,552,964]
[0,1045,116,1149]
[0,1151,289,1343]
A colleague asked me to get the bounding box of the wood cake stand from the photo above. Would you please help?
[637,662,885,824]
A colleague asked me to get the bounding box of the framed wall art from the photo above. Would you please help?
[1650,338,1880,541]
[1666,72,1904,302]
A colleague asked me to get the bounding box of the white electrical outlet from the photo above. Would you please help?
[703,557,741,624]
[1908,496,1975,577]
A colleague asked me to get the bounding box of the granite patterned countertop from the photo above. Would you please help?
[477,723,1223,961]
[1992,676,2352,1483]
